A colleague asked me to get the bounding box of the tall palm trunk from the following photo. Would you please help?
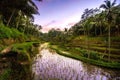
[87,32,90,58]
[84,26,86,36]
[84,27,88,58]
[116,25,120,36]
[100,22,102,35]
[108,24,111,61]
[86,27,90,58]
[7,9,16,26]
[0,15,2,23]
[95,25,97,36]
[16,11,22,29]
[16,15,21,29]
[100,0,116,62]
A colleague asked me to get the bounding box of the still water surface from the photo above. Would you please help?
[32,44,120,80]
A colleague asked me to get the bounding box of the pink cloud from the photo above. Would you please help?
[40,16,79,33]
[67,22,76,26]
[42,27,50,33]
[43,20,56,27]
[41,22,76,33]
[41,20,63,32]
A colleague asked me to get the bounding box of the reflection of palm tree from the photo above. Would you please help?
[100,0,116,61]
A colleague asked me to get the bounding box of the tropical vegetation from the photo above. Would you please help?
[43,0,120,68]
[0,0,120,79]
[0,0,42,80]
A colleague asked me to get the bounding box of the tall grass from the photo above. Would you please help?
[0,23,25,39]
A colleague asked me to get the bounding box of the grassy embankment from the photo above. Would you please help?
[49,36,120,69]
[0,23,40,80]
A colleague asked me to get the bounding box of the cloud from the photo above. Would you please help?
[41,13,81,33]
[41,20,77,33]
[41,20,58,33]
[43,20,56,27]
[41,22,75,33]
[67,22,76,27]
[41,26,51,33]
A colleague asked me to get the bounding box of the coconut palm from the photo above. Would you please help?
[0,0,42,26]
[112,5,120,35]
[100,0,117,61]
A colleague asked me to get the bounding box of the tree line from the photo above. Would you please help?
[43,0,120,41]
[0,0,42,37]
[42,0,120,61]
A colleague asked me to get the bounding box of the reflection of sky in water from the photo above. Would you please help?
[32,49,120,80]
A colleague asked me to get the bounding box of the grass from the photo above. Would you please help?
[0,22,41,80]
[10,42,40,61]
[0,23,25,39]
[68,35,120,62]
[0,42,40,80]
[76,45,120,54]
[49,45,120,69]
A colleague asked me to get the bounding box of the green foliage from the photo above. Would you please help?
[11,42,40,61]
[89,51,100,60]
[111,37,120,42]
[0,23,24,39]
[49,45,120,69]
[0,42,40,80]
[57,46,101,60]
[0,68,11,80]
[0,62,31,80]
[0,0,42,26]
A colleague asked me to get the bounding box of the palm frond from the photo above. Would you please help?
[36,0,42,1]
[106,0,111,8]
[104,0,108,3]
[112,0,116,6]
[100,4,108,9]
[29,0,38,10]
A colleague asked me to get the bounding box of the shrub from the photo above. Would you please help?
[0,23,24,39]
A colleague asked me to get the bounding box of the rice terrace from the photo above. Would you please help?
[0,0,120,80]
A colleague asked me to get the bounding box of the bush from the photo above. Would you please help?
[90,51,100,60]
[0,23,24,39]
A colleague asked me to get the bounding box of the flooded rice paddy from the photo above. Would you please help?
[32,44,120,80]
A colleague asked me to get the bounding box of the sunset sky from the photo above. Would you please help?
[34,0,119,33]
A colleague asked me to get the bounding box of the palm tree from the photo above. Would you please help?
[97,12,106,36]
[112,5,120,35]
[100,0,116,61]
[0,0,42,26]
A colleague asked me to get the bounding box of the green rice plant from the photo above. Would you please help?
[49,45,120,69]
[89,51,100,60]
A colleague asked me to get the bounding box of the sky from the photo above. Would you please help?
[34,0,120,33]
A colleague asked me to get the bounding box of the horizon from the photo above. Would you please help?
[34,0,119,33]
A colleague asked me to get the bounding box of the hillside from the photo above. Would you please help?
[0,23,40,80]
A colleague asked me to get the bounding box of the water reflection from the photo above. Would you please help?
[32,48,120,80]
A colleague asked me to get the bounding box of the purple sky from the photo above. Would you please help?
[34,0,119,33]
